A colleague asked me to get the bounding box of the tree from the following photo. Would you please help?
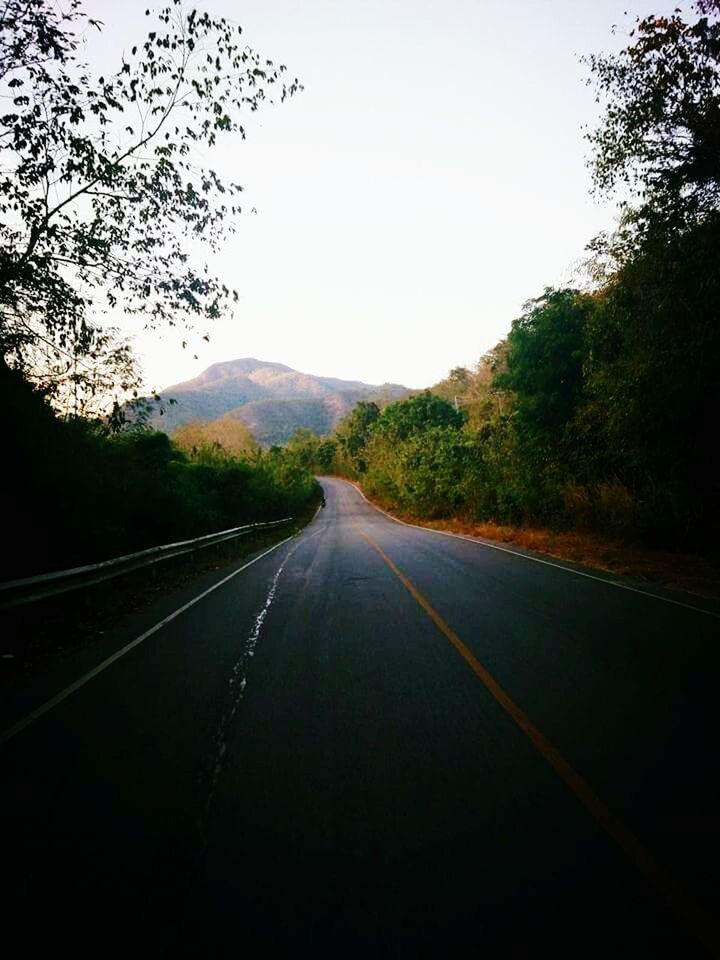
[0,0,300,383]
[585,1,720,226]
[284,427,320,470]
[496,289,592,453]
[584,1,720,540]
[431,344,511,431]
[374,393,465,442]
[173,416,258,460]
[315,439,337,472]
[23,322,143,420]
[335,400,380,472]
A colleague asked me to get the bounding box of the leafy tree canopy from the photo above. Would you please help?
[374,393,465,442]
[585,0,720,227]
[335,401,380,460]
[0,0,300,388]
[495,289,592,452]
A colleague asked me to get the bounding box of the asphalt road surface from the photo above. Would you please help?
[2,477,719,957]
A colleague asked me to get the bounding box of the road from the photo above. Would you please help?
[2,477,719,957]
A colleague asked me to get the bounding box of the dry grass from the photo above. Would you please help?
[351,483,720,601]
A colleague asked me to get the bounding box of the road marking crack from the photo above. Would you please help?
[205,526,326,811]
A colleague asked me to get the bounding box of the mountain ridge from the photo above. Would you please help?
[151,357,409,446]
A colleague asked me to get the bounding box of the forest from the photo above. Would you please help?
[2,362,319,579]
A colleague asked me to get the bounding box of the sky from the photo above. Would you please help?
[87,0,669,390]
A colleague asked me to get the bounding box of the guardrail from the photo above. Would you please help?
[0,517,294,610]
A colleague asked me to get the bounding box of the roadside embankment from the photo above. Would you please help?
[335,477,720,602]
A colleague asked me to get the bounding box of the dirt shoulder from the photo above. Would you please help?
[342,479,720,602]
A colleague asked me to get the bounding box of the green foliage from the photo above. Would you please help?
[583,216,720,537]
[315,439,338,472]
[335,401,380,473]
[579,0,720,541]
[327,394,471,516]
[496,289,594,474]
[431,344,510,430]
[1,360,317,578]
[585,1,720,225]
[326,241,719,544]
[364,426,475,518]
[0,0,300,391]
[284,428,321,470]
[373,393,465,441]
[279,427,337,474]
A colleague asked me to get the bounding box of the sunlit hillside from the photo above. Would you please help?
[152,358,409,445]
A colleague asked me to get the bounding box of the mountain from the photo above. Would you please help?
[151,358,409,446]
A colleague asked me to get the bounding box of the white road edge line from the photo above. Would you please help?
[340,479,719,619]
[0,533,300,747]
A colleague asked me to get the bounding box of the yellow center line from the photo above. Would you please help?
[355,522,719,957]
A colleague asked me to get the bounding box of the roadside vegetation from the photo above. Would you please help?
[0,2,320,582]
[295,2,720,560]
[3,363,319,580]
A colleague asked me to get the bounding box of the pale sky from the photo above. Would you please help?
[87,0,671,390]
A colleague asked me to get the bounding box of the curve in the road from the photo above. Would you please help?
[347,478,720,620]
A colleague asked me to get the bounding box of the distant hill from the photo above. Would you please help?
[151,358,409,446]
